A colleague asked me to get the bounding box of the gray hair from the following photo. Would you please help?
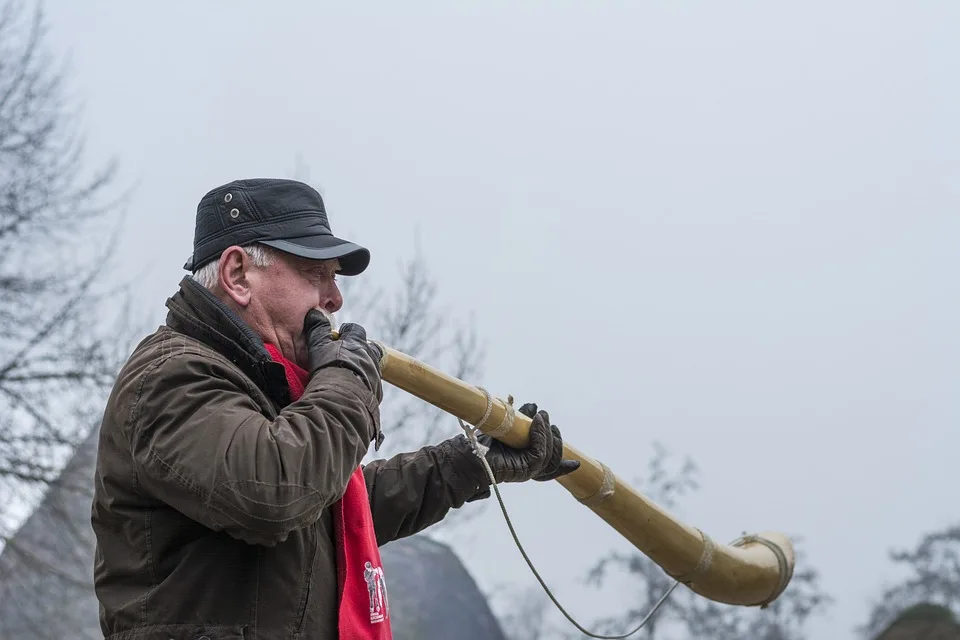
[192,243,279,290]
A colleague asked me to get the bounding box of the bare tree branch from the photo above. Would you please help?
[858,523,960,639]
[504,443,832,640]
[496,585,556,640]
[0,0,134,546]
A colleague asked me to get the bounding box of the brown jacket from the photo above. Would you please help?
[90,277,491,640]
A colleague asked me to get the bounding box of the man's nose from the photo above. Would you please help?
[322,285,343,314]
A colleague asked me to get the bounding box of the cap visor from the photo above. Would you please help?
[259,235,370,276]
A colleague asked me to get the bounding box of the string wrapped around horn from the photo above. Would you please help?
[353,333,795,608]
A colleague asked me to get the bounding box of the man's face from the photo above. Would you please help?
[245,251,343,368]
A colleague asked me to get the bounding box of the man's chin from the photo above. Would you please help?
[293,344,310,371]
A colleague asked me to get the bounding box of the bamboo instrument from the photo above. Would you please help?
[351,333,796,608]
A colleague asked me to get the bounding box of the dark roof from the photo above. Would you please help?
[875,603,960,640]
[0,424,507,640]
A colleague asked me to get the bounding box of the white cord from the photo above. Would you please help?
[458,401,679,639]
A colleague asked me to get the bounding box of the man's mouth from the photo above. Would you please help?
[315,308,337,329]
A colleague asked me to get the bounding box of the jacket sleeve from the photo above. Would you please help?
[362,434,492,546]
[129,352,379,546]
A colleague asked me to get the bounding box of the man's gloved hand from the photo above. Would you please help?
[477,402,580,483]
[303,309,384,403]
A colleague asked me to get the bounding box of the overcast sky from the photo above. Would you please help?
[40,1,959,637]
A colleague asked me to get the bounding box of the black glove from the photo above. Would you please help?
[477,402,580,483]
[303,309,384,403]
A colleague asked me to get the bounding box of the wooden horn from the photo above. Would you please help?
[338,325,796,607]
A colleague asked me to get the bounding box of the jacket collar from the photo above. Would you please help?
[164,276,293,406]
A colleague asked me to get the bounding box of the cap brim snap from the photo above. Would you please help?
[259,235,370,276]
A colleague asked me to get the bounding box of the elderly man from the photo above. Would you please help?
[90,178,579,640]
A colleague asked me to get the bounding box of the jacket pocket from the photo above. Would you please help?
[105,624,248,639]
[295,521,320,633]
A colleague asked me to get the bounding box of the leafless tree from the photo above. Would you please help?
[577,443,704,640]
[858,522,960,639]
[0,0,131,543]
[581,443,831,640]
[679,540,830,640]
[0,2,134,636]
[496,585,555,640]
[500,443,832,640]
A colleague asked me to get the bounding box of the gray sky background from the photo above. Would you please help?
[37,1,959,637]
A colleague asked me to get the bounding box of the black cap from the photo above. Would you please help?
[183,178,370,276]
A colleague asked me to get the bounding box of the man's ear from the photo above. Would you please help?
[218,246,252,307]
